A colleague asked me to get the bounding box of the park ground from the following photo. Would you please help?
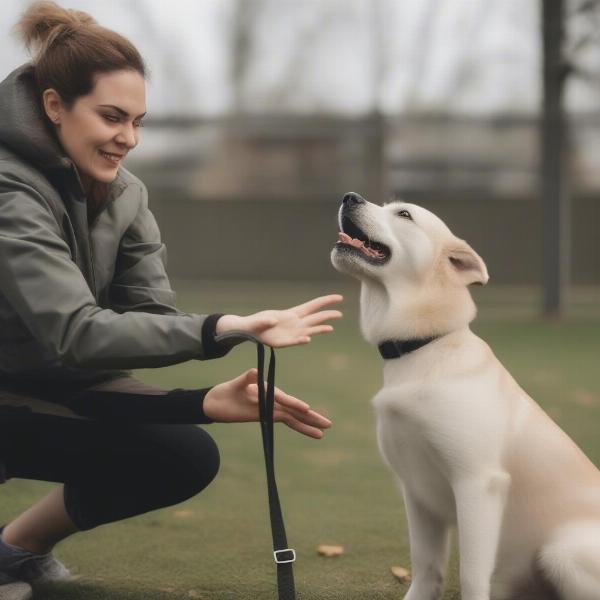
[2,281,599,600]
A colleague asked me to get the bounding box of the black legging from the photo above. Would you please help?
[0,377,220,530]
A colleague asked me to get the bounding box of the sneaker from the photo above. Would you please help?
[0,582,33,600]
[0,529,71,585]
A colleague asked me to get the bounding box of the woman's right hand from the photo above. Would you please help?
[215,294,343,348]
[203,369,332,439]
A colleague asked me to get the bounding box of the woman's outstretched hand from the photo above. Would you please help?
[203,369,332,439]
[215,294,343,348]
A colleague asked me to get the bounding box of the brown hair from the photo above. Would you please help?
[14,1,147,108]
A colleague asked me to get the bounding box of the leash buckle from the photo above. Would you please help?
[274,548,296,564]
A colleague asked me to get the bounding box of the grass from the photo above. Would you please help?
[2,281,600,600]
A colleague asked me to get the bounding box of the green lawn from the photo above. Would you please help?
[2,282,599,600]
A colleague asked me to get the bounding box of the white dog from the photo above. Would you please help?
[331,192,600,600]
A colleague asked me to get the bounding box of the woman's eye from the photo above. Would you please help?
[397,209,412,220]
[103,114,120,123]
[133,119,145,128]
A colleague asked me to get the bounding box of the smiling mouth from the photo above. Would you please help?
[98,150,124,164]
[335,215,390,262]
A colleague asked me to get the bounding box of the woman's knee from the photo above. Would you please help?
[182,426,220,490]
[153,425,220,499]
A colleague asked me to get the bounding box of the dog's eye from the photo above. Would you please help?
[396,209,412,220]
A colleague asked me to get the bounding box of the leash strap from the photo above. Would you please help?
[214,332,296,599]
[257,343,296,599]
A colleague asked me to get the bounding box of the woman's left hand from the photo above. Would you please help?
[203,368,332,439]
[215,294,343,348]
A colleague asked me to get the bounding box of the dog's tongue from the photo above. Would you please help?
[338,232,355,245]
[338,232,384,258]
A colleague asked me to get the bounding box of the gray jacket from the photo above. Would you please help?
[0,64,225,381]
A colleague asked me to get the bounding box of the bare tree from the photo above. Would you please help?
[540,0,569,317]
[231,0,258,113]
[540,0,600,317]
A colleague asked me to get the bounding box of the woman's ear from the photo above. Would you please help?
[447,241,489,286]
[42,89,63,125]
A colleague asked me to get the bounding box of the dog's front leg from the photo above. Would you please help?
[402,487,451,600]
[453,471,510,600]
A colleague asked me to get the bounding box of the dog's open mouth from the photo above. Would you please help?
[336,216,391,261]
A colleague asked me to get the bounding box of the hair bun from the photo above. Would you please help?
[12,1,145,109]
[14,1,97,58]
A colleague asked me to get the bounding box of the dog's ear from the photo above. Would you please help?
[447,242,489,286]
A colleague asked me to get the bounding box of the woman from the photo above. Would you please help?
[0,3,342,598]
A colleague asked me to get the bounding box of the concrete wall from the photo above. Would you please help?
[150,193,600,285]
[134,115,600,284]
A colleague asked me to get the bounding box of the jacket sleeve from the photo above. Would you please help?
[109,183,181,316]
[0,174,229,369]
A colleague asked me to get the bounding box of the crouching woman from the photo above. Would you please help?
[0,3,341,598]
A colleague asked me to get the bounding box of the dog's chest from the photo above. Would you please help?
[374,392,456,522]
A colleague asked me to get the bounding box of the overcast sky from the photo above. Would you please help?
[1,0,599,117]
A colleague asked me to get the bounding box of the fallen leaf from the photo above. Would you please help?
[173,510,194,518]
[317,544,344,557]
[390,566,411,583]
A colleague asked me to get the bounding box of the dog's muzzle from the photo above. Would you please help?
[333,192,391,263]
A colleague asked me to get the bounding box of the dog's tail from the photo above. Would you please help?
[538,521,600,600]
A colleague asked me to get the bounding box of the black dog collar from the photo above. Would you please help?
[378,337,439,360]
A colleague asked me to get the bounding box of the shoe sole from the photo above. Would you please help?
[0,582,33,600]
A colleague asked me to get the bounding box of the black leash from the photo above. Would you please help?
[215,332,296,600]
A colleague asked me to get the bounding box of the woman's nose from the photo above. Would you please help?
[115,123,138,149]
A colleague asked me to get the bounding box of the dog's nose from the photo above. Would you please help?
[342,192,365,206]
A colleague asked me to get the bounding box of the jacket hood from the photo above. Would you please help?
[0,64,72,172]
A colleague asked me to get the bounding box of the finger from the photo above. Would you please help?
[273,388,310,412]
[291,294,344,317]
[305,325,334,337]
[303,310,343,327]
[273,336,311,348]
[276,405,332,428]
[274,411,326,439]
[245,385,260,404]
[302,408,332,428]
[248,383,310,414]
[244,368,258,384]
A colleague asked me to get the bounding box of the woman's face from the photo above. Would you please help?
[44,69,146,190]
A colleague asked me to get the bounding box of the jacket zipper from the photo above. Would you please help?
[69,165,99,298]
[87,227,98,299]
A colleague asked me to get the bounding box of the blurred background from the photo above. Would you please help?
[1,3,600,598]
[2,0,600,316]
